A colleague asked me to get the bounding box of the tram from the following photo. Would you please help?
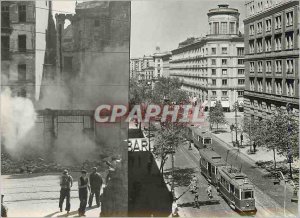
[186,126,212,149]
[199,149,257,214]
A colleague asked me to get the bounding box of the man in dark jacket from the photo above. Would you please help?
[88,167,103,207]
[1,194,7,217]
[78,170,90,216]
[59,169,73,214]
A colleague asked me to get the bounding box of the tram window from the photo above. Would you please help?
[197,136,201,141]
[235,188,240,199]
[204,138,212,144]
[212,166,215,174]
[242,191,253,199]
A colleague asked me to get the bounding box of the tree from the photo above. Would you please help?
[208,101,227,130]
[245,108,299,169]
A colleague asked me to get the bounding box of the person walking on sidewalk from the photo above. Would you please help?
[88,167,103,208]
[207,184,213,199]
[78,170,90,216]
[189,175,200,208]
[59,169,73,214]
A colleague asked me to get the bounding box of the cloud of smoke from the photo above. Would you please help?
[1,88,37,158]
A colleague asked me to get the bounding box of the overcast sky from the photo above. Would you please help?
[131,0,246,58]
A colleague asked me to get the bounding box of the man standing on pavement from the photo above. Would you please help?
[59,169,73,214]
[189,175,199,208]
[207,184,213,199]
[88,167,103,207]
[78,170,90,216]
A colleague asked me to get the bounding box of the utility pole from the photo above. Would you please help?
[235,101,238,147]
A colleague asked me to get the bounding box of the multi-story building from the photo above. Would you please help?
[1,1,52,102]
[244,0,299,120]
[153,51,172,78]
[170,4,245,111]
[130,55,154,79]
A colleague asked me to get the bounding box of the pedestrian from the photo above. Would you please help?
[59,169,73,214]
[253,142,257,152]
[207,184,213,199]
[189,175,199,208]
[240,134,243,147]
[1,195,8,217]
[88,167,103,208]
[78,170,90,216]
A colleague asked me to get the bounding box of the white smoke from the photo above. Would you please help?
[1,88,37,157]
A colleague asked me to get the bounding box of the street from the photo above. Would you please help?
[163,142,297,217]
[1,172,102,217]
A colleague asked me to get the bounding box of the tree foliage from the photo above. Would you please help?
[208,101,227,130]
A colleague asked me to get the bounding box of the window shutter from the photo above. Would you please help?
[9,4,18,23]
[26,4,35,22]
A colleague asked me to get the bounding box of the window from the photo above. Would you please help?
[265,37,272,52]
[286,60,294,74]
[238,59,244,65]
[265,18,272,32]
[286,11,293,27]
[250,78,255,91]
[213,22,219,34]
[238,91,244,97]
[237,48,244,56]
[275,60,282,73]
[95,19,100,27]
[211,48,216,55]
[257,38,263,53]
[212,91,216,96]
[275,34,282,51]
[285,32,293,49]
[1,36,9,60]
[257,79,263,92]
[18,35,26,52]
[222,91,227,96]
[286,79,294,96]
[275,15,282,30]
[230,22,235,34]
[249,24,255,35]
[238,69,244,75]
[212,79,216,86]
[249,40,255,53]
[257,21,263,34]
[222,47,227,54]
[222,69,227,75]
[222,79,227,86]
[275,79,282,95]
[211,59,216,65]
[18,64,26,81]
[258,61,263,73]
[266,79,272,93]
[221,22,227,34]
[1,5,9,28]
[238,79,245,85]
[18,5,26,22]
[250,62,255,72]
[212,69,216,75]
[222,59,227,65]
[266,61,272,73]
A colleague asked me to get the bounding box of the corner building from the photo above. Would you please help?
[244,0,299,120]
[170,4,245,111]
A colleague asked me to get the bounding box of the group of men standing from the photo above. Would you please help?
[59,167,103,216]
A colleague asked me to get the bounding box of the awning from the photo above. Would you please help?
[210,101,216,107]
[221,101,230,108]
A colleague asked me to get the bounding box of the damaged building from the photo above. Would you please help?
[1,1,54,102]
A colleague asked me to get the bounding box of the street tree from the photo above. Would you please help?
[245,108,299,169]
[208,101,227,131]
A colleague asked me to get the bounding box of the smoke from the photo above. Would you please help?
[1,88,37,157]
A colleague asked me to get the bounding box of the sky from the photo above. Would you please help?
[131,0,246,58]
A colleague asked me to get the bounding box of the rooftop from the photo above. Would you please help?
[207,4,239,16]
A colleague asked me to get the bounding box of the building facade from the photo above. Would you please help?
[153,51,172,78]
[244,0,299,120]
[170,4,245,111]
[130,55,154,79]
[1,1,51,102]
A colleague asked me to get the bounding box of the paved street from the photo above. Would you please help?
[162,142,297,217]
[1,172,102,217]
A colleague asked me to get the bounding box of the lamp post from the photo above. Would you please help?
[286,103,293,179]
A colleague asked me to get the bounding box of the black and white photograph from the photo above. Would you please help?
[1,0,299,217]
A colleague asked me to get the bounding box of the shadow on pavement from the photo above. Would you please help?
[128,151,172,217]
[44,211,60,217]
[177,199,220,208]
[165,167,196,187]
